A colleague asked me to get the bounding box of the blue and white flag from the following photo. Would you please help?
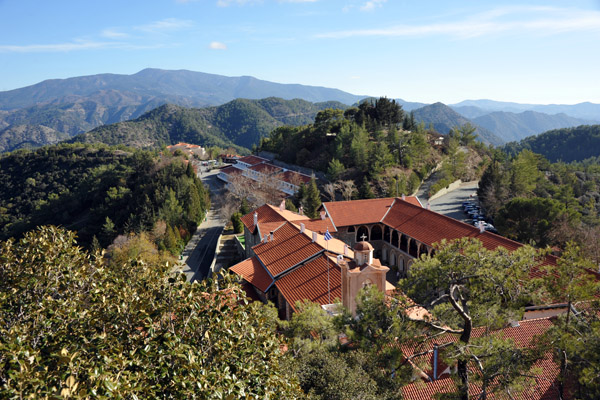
[324,228,332,241]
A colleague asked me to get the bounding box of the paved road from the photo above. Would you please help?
[428,181,479,222]
[179,168,227,282]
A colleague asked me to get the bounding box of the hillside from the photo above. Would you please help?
[0,68,363,152]
[0,143,210,249]
[411,102,503,145]
[72,97,347,150]
[503,125,600,163]
[0,124,68,152]
[472,110,595,142]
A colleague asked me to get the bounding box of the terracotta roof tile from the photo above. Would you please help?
[248,163,283,174]
[401,318,564,400]
[252,222,323,277]
[275,256,342,310]
[277,170,312,185]
[382,199,558,275]
[322,197,397,227]
[241,204,309,234]
[229,256,273,292]
[237,155,269,165]
[220,165,243,175]
[292,218,337,234]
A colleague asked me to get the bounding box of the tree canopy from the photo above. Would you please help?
[0,226,303,398]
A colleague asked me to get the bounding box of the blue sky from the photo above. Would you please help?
[1,0,599,104]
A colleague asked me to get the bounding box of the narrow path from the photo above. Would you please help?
[178,168,227,282]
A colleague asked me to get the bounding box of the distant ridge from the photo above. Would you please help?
[0,68,364,111]
[451,99,600,121]
[412,102,503,146]
[472,110,597,143]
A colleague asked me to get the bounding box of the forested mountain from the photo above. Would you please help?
[472,111,595,143]
[72,97,347,150]
[503,125,600,163]
[411,102,503,145]
[0,143,210,251]
[0,69,364,152]
[0,124,68,152]
[260,98,492,202]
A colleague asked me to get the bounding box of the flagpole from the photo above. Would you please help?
[327,226,330,305]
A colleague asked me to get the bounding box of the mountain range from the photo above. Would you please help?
[1,68,599,152]
[71,97,347,151]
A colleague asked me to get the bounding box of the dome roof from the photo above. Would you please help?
[354,241,373,252]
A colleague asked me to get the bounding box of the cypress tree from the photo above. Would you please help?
[304,177,322,219]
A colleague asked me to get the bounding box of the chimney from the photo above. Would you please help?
[402,194,406,200]
[253,212,258,226]
[263,234,268,243]
[300,223,305,233]
[433,345,439,381]
[270,231,274,242]
[427,202,431,210]
[299,206,304,216]
[320,210,326,220]
[312,232,317,242]
[279,200,285,211]
[344,244,349,256]
[478,221,485,233]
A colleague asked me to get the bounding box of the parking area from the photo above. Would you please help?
[427,181,497,233]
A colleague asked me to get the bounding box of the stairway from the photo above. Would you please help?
[213,233,243,273]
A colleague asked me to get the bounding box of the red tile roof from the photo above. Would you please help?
[401,318,564,400]
[220,165,243,176]
[383,198,521,251]
[252,222,323,277]
[322,197,397,228]
[381,199,559,275]
[277,170,312,185]
[248,163,283,174]
[292,218,337,234]
[237,155,269,166]
[241,204,309,234]
[275,255,342,310]
[229,256,273,292]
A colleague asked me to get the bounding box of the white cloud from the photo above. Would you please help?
[209,41,227,50]
[317,6,600,39]
[279,0,319,3]
[360,0,386,12]
[0,40,120,53]
[135,18,194,33]
[101,29,129,39]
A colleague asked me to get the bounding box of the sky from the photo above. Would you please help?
[1,0,599,105]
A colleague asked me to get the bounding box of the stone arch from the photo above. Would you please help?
[409,239,418,258]
[361,278,373,288]
[371,225,383,240]
[383,226,390,242]
[356,226,369,242]
[400,234,408,252]
[391,230,399,248]
[390,252,396,267]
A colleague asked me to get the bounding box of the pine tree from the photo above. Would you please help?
[164,224,179,255]
[240,197,250,216]
[304,177,322,219]
[358,176,375,199]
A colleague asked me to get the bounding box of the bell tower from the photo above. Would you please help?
[339,240,389,316]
